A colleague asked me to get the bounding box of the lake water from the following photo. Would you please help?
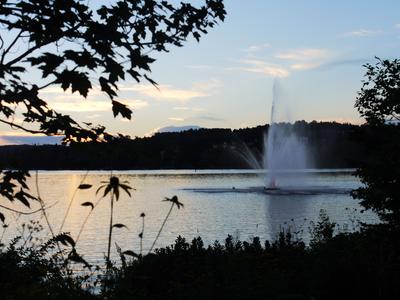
[1,169,377,265]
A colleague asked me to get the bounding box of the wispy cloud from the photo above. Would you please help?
[173,106,190,111]
[342,29,381,37]
[86,114,103,119]
[229,60,289,78]
[242,43,270,53]
[126,80,219,102]
[50,98,148,112]
[168,117,185,121]
[315,58,370,71]
[290,62,322,70]
[195,115,224,122]
[40,86,103,96]
[131,85,207,101]
[275,48,330,70]
[51,100,109,112]
[0,131,45,137]
[40,85,148,113]
[275,48,328,61]
[192,78,221,92]
[395,24,400,29]
[185,65,213,70]
[173,106,205,113]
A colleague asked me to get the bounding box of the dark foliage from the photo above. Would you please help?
[108,226,400,300]
[1,216,399,300]
[0,224,95,300]
[352,125,400,224]
[355,58,400,125]
[353,58,400,225]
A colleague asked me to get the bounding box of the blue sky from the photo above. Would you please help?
[1,0,400,144]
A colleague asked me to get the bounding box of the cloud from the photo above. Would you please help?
[195,115,224,122]
[1,130,43,137]
[40,80,219,107]
[173,106,205,112]
[50,98,148,112]
[315,58,370,71]
[51,99,110,112]
[275,48,328,61]
[40,85,148,113]
[292,58,369,72]
[125,80,217,102]
[395,24,400,29]
[173,106,190,110]
[230,60,289,78]
[0,137,10,146]
[242,43,270,53]
[290,62,322,70]
[168,117,185,121]
[86,114,102,119]
[185,65,212,70]
[192,78,221,92]
[40,86,103,96]
[274,48,331,71]
[342,29,381,37]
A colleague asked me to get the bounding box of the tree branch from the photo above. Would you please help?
[1,30,23,64]
[5,43,42,67]
[0,118,45,135]
[4,21,84,67]
[38,79,58,91]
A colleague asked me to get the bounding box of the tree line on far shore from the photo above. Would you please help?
[0,120,383,170]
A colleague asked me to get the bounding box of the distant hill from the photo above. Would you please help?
[0,135,62,145]
[155,125,202,133]
[0,121,373,170]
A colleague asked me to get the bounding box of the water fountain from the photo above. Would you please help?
[264,80,309,189]
[184,80,352,196]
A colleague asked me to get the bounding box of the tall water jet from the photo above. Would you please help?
[265,81,278,189]
[264,80,310,188]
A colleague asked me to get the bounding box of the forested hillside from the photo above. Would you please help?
[0,121,373,170]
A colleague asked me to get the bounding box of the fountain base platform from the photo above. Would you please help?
[183,186,351,196]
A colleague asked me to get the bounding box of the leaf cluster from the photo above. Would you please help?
[0,0,226,143]
[355,57,400,125]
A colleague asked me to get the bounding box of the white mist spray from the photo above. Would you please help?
[264,79,310,188]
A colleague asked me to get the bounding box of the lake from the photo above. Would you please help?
[1,169,377,265]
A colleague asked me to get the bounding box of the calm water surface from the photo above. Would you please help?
[2,169,376,264]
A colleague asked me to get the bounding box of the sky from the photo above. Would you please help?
[1,0,400,144]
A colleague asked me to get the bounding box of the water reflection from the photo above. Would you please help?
[265,194,310,241]
[1,170,376,265]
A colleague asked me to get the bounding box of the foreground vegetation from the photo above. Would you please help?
[0,215,399,300]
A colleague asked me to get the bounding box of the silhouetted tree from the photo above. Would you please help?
[0,0,225,142]
[353,58,400,225]
[355,57,400,125]
[0,0,225,218]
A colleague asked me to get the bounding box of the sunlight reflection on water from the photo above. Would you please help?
[1,169,376,265]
